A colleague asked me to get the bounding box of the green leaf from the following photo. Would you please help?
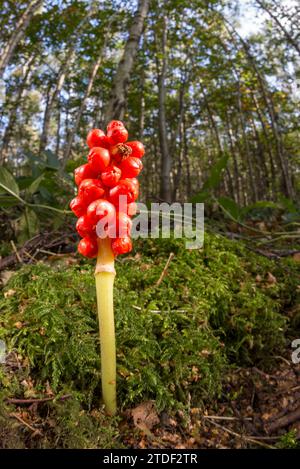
[17,208,39,243]
[17,176,36,190]
[218,196,241,220]
[0,195,19,208]
[202,153,229,191]
[0,167,20,198]
[28,174,44,195]
[45,150,59,170]
[242,200,280,217]
[190,190,210,203]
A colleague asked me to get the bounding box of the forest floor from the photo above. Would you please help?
[0,221,299,449]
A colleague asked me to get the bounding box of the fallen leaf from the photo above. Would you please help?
[4,289,16,298]
[266,272,277,284]
[0,270,14,286]
[292,253,300,263]
[132,401,159,435]
[14,321,23,329]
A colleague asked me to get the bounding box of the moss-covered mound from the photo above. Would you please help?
[0,233,299,447]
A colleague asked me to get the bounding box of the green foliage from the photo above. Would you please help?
[217,197,300,225]
[1,233,299,415]
[0,154,73,243]
[0,232,299,447]
[0,392,121,449]
[217,196,241,220]
[191,153,229,203]
[0,167,21,206]
[276,430,299,449]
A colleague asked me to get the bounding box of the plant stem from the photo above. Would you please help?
[95,237,116,415]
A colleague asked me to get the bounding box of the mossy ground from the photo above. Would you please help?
[0,232,299,448]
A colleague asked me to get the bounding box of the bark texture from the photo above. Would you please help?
[0,0,43,78]
[157,15,172,203]
[104,0,149,123]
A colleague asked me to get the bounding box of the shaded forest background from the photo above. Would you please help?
[0,0,299,242]
[1,0,300,450]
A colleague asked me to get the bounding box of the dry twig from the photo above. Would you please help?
[156,252,175,287]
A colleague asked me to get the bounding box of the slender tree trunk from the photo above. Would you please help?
[237,81,258,203]
[39,6,99,153]
[138,67,145,139]
[244,52,294,198]
[251,91,276,197]
[62,24,112,167]
[172,71,189,201]
[223,19,294,199]
[157,16,172,203]
[249,113,270,199]
[104,0,149,123]
[63,54,103,164]
[0,54,36,162]
[224,112,241,205]
[201,87,236,201]
[39,50,75,153]
[0,0,43,78]
[182,114,191,200]
[55,99,61,156]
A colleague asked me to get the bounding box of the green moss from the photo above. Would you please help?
[0,232,299,447]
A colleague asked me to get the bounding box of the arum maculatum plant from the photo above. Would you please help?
[70,120,145,415]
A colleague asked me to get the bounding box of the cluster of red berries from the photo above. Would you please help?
[70,121,144,258]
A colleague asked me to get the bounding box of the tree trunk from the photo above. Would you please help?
[0,54,36,162]
[0,0,43,78]
[251,91,277,197]
[63,54,104,165]
[138,67,145,139]
[39,7,99,153]
[62,21,114,167]
[236,81,258,203]
[222,19,294,199]
[104,0,149,123]
[55,100,61,156]
[39,50,75,153]
[183,116,191,201]
[224,112,241,205]
[157,15,172,203]
[172,84,185,201]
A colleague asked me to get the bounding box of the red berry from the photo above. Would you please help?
[108,212,132,238]
[78,179,105,205]
[74,163,97,186]
[107,126,128,145]
[111,236,132,256]
[70,196,86,217]
[87,199,116,226]
[88,147,110,172]
[126,202,137,216]
[126,141,145,159]
[78,236,98,258]
[110,143,132,163]
[101,164,122,188]
[109,179,139,206]
[126,177,139,194]
[76,215,94,238]
[87,129,110,149]
[107,120,124,131]
[119,156,143,178]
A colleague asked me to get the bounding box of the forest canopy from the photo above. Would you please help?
[0,0,300,451]
[0,0,299,239]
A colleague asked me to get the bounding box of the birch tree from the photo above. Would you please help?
[0,0,43,78]
[104,0,150,123]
